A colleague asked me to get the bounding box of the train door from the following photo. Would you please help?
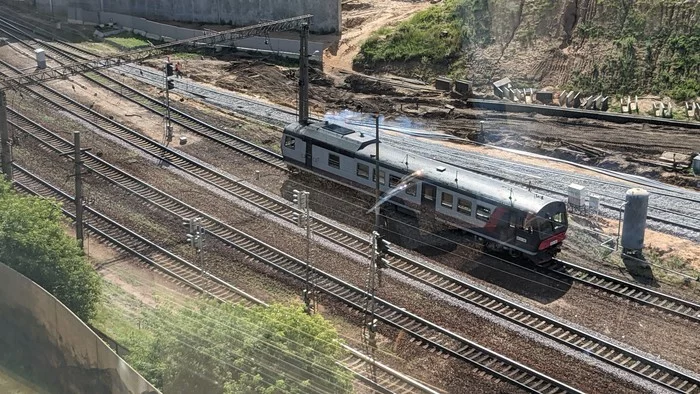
[305,141,313,168]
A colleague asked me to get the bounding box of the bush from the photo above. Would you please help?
[0,180,101,321]
[125,301,353,394]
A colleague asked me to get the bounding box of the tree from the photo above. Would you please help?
[125,301,353,394]
[0,180,101,321]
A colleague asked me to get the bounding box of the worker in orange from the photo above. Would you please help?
[175,62,182,78]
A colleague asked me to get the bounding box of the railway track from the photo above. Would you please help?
[11,164,442,394]
[11,106,700,393]
[8,115,579,394]
[4,55,699,331]
[543,259,700,324]
[11,165,261,307]
[5,17,697,233]
[0,17,288,170]
[3,18,699,391]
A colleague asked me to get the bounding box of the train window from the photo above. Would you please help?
[284,136,295,150]
[553,212,566,230]
[457,199,472,215]
[373,169,386,185]
[476,205,491,221]
[441,192,453,208]
[357,163,369,179]
[389,175,401,188]
[405,182,416,196]
[328,153,340,169]
[423,184,436,201]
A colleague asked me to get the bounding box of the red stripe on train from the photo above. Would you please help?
[538,232,567,251]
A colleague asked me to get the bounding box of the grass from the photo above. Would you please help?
[74,41,119,55]
[356,0,469,66]
[644,247,699,286]
[91,281,150,345]
[170,52,204,60]
[105,34,151,49]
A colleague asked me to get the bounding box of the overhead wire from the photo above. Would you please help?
[100,286,348,394]
[2,20,621,308]
[13,100,584,297]
[98,263,409,364]
[97,266,382,393]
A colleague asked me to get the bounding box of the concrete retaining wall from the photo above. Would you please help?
[0,263,158,394]
[38,0,340,33]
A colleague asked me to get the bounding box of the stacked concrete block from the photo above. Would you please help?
[536,91,553,104]
[493,77,511,98]
[435,76,452,92]
[454,80,472,96]
[686,102,700,120]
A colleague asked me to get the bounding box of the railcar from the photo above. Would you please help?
[281,121,568,263]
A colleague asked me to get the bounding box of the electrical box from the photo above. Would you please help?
[35,48,46,69]
[589,194,599,213]
[568,184,586,208]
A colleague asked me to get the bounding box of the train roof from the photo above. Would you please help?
[365,142,559,213]
[286,121,561,214]
[284,121,377,152]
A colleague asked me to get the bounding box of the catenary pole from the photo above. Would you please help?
[0,92,11,182]
[74,131,84,248]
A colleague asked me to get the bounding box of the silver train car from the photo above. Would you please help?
[281,121,568,263]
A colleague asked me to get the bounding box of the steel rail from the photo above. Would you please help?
[10,165,440,394]
[383,249,700,394]
[544,259,700,324]
[12,164,261,306]
[7,115,579,394]
[5,37,700,339]
[2,16,696,390]
[12,105,700,391]
[0,19,287,169]
[0,21,290,175]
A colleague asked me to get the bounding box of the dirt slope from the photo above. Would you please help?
[324,0,432,72]
[357,0,699,100]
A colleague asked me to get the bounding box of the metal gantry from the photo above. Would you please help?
[0,14,313,182]
[0,15,313,91]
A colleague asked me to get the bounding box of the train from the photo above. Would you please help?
[281,120,568,263]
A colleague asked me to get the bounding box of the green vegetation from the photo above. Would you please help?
[105,34,151,49]
[95,283,352,394]
[355,0,490,66]
[570,2,700,100]
[0,180,101,321]
[357,0,697,99]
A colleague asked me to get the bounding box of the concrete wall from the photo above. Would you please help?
[39,0,340,33]
[0,263,158,394]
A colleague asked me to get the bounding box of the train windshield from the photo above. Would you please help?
[530,211,567,237]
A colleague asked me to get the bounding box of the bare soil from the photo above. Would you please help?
[323,0,432,72]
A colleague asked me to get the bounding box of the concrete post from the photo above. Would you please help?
[0,92,11,182]
[298,23,309,125]
[74,131,84,249]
